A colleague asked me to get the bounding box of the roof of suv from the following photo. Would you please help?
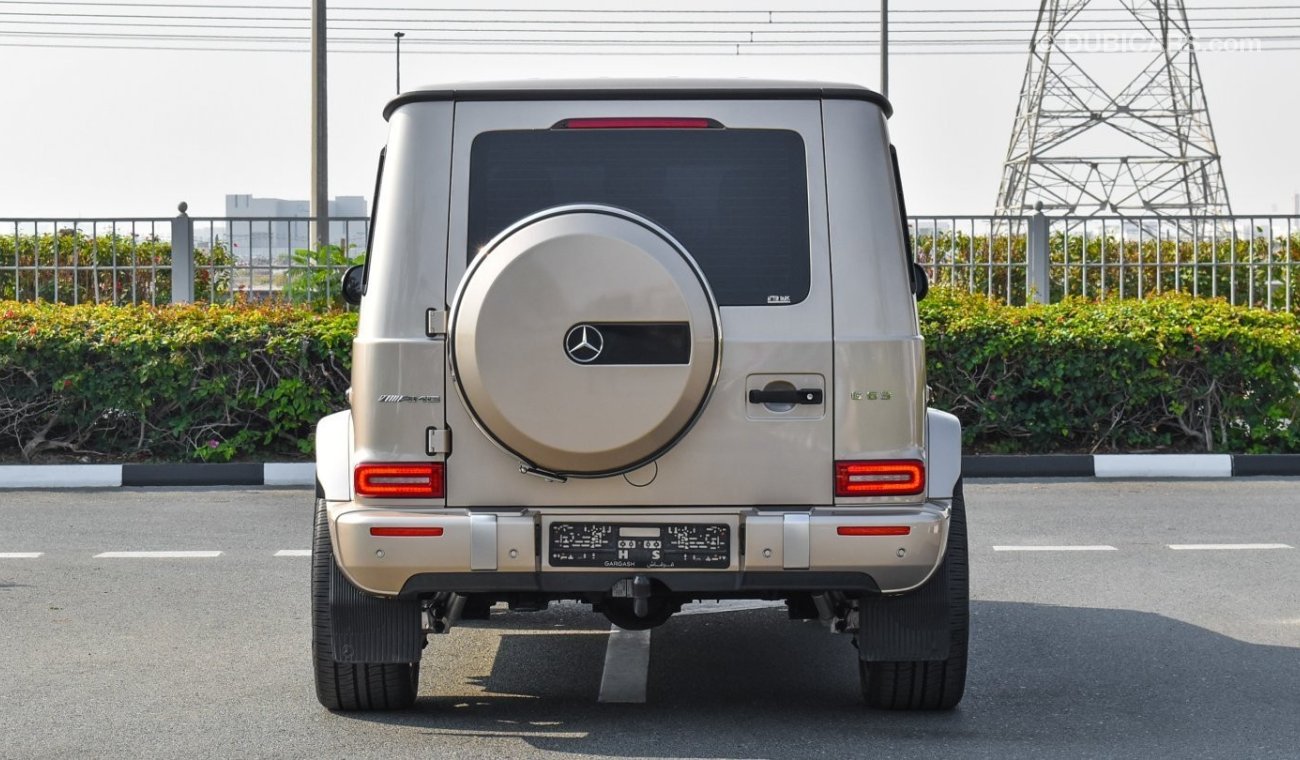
[382,78,892,120]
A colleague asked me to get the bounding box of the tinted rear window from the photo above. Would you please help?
[467,128,810,306]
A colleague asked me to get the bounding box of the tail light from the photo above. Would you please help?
[354,463,444,498]
[554,117,720,129]
[835,460,925,497]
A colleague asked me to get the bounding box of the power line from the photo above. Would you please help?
[3,4,1300,19]
[3,3,1299,56]
[6,38,1300,55]
[4,11,1300,36]
[9,25,1300,40]
[4,1,1300,10]
[8,14,1300,29]
[5,8,1300,23]
[6,30,1300,47]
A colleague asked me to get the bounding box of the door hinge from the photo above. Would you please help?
[426,308,447,338]
[426,426,452,456]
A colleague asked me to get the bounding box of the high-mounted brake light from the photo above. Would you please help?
[369,526,444,537]
[555,117,718,130]
[837,525,912,537]
[354,463,444,498]
[835,460,925,497]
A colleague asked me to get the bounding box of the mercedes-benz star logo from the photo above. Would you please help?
[564,324,604,364]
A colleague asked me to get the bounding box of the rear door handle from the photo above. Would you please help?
[748,388,823,405]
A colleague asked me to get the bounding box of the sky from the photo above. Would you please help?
[1,0,1298,219]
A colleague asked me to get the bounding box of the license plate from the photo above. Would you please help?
[548,522,730,569]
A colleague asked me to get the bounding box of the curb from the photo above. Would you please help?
[2,455,1299,488]
[963,454,1300,479]
[0,462,316,489]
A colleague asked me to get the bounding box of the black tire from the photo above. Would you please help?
[859,478,969,710]
[312,497,420,710]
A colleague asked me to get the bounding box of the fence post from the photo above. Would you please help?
[171,201,194,304]
[1027,201,1051,304]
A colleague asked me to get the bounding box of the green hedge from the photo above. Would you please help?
[921,290,1300,454]
[0,303,355,462]
[1,293,1297,462]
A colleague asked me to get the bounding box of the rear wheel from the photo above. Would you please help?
[311,497,420,710]
[859,479,969,710]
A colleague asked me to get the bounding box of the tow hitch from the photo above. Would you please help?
[598,575,680,630]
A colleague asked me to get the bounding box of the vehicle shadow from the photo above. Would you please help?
[338,601,1300,758]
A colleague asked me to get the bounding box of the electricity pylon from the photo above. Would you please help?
[995,0,1231,217]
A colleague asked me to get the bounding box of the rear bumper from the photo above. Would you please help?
[397,570,883,597]
[328,502,950,598]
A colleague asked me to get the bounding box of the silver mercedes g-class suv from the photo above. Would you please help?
[314,79,967,711]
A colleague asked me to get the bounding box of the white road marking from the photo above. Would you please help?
[1168,543,1293,551]
[93,551,222,558]
[597,625,651,704]
[421,729,590,739]
[0,552,43,559]
[678,600,785,616]
[993,545,1118,552]
[274,549,311,557]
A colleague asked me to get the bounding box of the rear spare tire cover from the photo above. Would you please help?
[449,205,721,477]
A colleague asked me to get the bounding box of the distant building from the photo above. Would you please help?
[223,194,369,259]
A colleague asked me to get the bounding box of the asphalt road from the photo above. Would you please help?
[1,480,1297,760]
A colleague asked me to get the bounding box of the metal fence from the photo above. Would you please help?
[3,206,1297,312]
[186,214,369,307]
[1,217,174,305]
[0,206,368,309]
[913,213,1300,311]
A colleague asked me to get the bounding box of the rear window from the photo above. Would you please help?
[467,128,810,306]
